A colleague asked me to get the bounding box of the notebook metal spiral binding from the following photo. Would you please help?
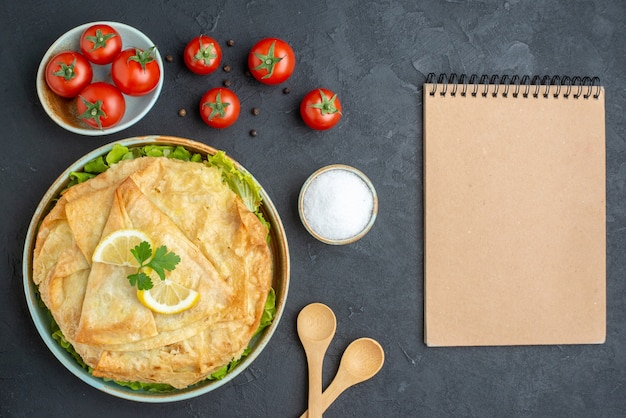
[426,73,602,99]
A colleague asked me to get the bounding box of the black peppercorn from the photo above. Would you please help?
[249,129,258,137]
[226,39,235,47]
[282,87,291,95]
[165,54,173,62]
[251,107,260,116]
[223,65,231,73]
[223,79,231,87]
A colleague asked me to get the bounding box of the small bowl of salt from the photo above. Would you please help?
[298,164,378,245]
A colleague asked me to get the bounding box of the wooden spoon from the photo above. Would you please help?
[300,338,385,418]
[297,303,337,418]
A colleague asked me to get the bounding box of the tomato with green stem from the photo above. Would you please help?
[300,88,343,130]
[248,38,295,85]
[199,88,240,128]
[79,24,122,65]
[76,82,126,129]
[45,51,93,98]
[111,47,161,96]
[184,35,222,75]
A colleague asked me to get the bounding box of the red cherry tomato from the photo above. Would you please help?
[45,51,93,98]
[199,88,240,128]
[248,38,295,85]
[111,47,161,96]
[79,24,122,65]
[300,88,343,130]
[76,82,126,129]
[183,35,222,75]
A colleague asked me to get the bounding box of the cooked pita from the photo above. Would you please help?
[33,157,272,389]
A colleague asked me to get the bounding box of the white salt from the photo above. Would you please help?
[303,168,375,241]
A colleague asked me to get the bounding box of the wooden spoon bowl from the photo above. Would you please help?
[300,337,385,417]
[297,303,337,418]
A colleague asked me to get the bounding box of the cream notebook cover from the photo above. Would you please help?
[423,74,606,346]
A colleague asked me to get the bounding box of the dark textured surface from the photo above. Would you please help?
[2,0,626,417]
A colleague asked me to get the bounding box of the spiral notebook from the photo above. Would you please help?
[423,74,606,346]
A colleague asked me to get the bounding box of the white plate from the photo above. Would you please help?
[36,22,163,136]
[22,136,290,402]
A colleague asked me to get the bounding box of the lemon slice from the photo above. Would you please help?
[92,229,152,267]
[137,279,200,314]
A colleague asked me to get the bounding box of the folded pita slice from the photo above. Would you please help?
[93,321,253,389]
[62,158,158,263]
[33,199,73,286]
[75,261,158,346]
[33,159,159,295]
[38,244,90,341]
[65,187,122,265]
[74,176,234,348]
[72,175,156,346]
[116,176,235,331]
[130,159,271,330]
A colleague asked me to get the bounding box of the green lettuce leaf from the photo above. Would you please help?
[206,151,263,214]
[67,171,96,188]
[85,156,109,173]
[106,144,131,165]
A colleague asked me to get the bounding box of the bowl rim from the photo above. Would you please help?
[36,21,163,136]
[22,135,290,402]
[298,163,378,245]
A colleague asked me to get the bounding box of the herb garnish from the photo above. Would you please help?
[127,241,181,290]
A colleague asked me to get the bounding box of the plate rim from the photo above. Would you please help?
[22,135,290,402]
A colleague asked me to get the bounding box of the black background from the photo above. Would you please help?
[2,0,626,417]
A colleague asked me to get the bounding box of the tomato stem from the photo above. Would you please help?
[308,90,341,115]
[252,41,283,79]
[127,46,156,71]
[52,57,78,81]
[78,96,107,130]
[202,90,230,121]
[193,35,218,65]
[86,29,117,51]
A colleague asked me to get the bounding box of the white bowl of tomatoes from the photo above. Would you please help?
[36,21,163,136]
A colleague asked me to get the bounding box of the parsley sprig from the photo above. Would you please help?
[127,241,181,291]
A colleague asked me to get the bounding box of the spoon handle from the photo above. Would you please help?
[300,369,351,418]
[304,347,324,418]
